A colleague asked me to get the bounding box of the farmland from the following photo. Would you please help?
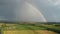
[0,22,60,34]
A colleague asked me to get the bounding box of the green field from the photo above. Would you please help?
[0,23,60,34]
[1,24,47,31]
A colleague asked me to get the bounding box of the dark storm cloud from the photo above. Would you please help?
[0,0,60,22]
[0,0,16,21]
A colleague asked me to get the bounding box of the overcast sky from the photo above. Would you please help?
[0,0,60,22]
[31,0,60,22]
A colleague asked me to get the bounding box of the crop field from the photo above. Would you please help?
[3,30,57,34]
[0,23,60,34]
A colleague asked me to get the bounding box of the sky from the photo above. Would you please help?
[0,0,60,22]
[31,0,60,22]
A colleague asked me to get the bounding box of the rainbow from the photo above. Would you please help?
[15,0,47,22]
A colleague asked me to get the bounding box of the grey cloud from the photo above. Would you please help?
[31,0,60,22]
[15,0,47,22]
[0,0,60,22]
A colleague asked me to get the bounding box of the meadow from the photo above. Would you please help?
[0,22,60,34]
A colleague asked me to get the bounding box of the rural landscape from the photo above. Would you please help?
[0,22,60,34]
[0,0,60,34]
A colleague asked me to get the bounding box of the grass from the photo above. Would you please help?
[40,24,60,30]
[2,24,47,30]
[3,30,57,34]
[0,23,60,34]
